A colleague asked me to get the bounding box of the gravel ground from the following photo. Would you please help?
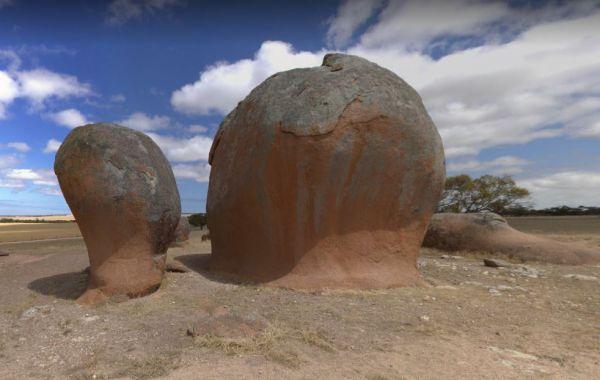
[0,228,598,379]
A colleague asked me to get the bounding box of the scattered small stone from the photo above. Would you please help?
[21,305,53,319]
[82,315,99,323]
[462,281,486,288]
[491,285,528,293]
[419,315,430,322]
[0,250,9,257]
[488,346,539,361]
[488,288,502,296]
[440,255,463,260]
[484,258,511,268]
[511,266,539,278]
[165,260,191,273]
[495,285,510,291]
[562,274,598,281]
[435,285,457,290]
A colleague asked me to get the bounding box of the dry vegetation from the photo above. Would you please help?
[0,222,80,243]
[0,216,598,379]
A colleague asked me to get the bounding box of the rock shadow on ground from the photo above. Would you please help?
[28,271,87,300]
[174,253,252,285]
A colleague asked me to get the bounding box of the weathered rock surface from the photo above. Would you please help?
[170,216,191,247]
[424,213,600,265]
[207,53,445,289]
[55,123,181,304]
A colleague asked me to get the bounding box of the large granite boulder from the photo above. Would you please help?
[207,53,445,289]
[423,213,600,265]
[54,123,181,304]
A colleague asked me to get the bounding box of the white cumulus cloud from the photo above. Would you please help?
[43,139,62,154]
[0,154,20,169]
[49,108,89,129]
[188,124,208,133]
[519,171,600,208]
[147,133,213,162]
[170,4,600,161]
[172,162,211,183]
[118,112,170,131]
[171,41,324,116]
[6,168,42,180]
[16,69,91,107]
[5,142,30,152]
[0,70,19,118]
[0,179,25,189]
[356,0,510,50]
[326,0,383,48]
[4,168,58,186]
[448,155,529,174]
[1,51,92,118]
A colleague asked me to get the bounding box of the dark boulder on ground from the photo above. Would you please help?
[207,53,445,289]
[423,212,600,265]
[54,123,181,304]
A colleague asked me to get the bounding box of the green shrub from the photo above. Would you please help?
[188,213,207,229]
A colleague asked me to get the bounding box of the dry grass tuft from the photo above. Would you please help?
[118,353,180,379]
[297,328,336,352]
[194,324,307,367]
[193,323,337,368]
[194,324,286,356]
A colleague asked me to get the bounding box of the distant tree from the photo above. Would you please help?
[438,174,530,214]
[188,213,208,229]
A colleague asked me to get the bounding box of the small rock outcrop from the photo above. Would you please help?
[170,216,191,247]
[207,53,445,289]
[423,213,600,265]
[55,123,181,304]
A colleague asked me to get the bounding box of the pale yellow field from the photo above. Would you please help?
[3,214,75,222]
[0,223,81,243]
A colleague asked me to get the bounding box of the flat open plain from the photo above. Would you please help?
[0,222,81,243]
[0,217,598,379]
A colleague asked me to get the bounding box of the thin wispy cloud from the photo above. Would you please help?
[0,0,14,11]
[105,0,186,26]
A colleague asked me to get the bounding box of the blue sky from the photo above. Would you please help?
[0,0,599,215]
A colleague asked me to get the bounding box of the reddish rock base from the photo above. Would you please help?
[209,230,424,290]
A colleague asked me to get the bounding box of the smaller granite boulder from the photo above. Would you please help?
[423,213,600,265]
[55,123,181,305]
[170,217,192,247]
